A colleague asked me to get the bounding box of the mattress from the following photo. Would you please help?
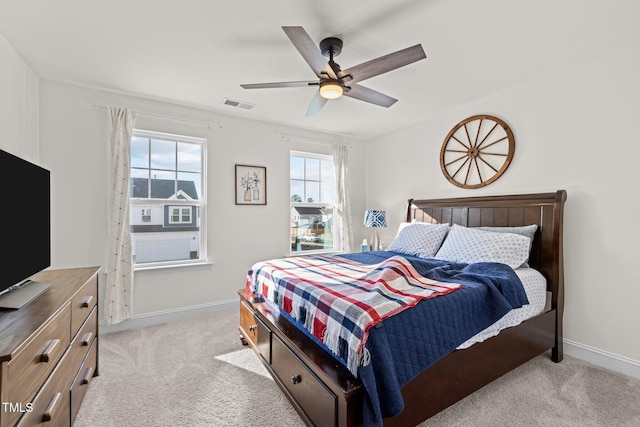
[457,267,548,349]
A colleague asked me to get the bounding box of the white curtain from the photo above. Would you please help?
[105,107,136,325]
[333,144,353,252]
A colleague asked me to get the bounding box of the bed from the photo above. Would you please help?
[238,190,566,426]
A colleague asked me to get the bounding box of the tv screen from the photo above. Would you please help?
[0,149,50,295]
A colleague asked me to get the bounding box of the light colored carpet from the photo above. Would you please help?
[74,310,640,427]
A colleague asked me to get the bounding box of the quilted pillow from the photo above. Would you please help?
[388,222,450,258]
[474,224,538,266]
[434,224,530,269]
[395,222,412,236]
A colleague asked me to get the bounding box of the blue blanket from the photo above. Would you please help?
[273,251,528,426]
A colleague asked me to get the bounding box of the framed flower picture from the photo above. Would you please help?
[235,164,266,205]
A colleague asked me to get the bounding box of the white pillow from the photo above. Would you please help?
[474,224,538,267]
[395,222,412,236]
[434,224,530,269]
[388,222,450,258]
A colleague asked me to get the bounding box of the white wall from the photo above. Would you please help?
[365,48,640,364]
[3,2,638,374]
[38,81,366,319]
[0,32,39,160]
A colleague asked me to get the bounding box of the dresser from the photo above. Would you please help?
[0,267,100,427]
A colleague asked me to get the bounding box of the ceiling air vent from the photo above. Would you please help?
[222,98,255,110]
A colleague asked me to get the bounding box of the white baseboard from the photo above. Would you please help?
[100,303,640,381]
[100,299,237,334]
[564,338,640,380]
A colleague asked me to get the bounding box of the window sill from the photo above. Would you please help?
[133,261,215,273]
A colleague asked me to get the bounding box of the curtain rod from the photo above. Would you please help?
[279,134,351,148]
[93,104,222,130]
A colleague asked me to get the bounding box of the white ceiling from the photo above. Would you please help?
[0,0,630,139]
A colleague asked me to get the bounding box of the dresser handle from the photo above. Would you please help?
[81,295,94,308]
[248,324,257,332]
[81,332,93,346]
[291,374,302,385]
[42,392,61,422]
[40,339,60,363]
[81,366,95,385]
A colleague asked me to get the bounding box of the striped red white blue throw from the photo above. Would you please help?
[246,254,461,375]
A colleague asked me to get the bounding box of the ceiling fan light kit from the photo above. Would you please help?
[240,26,426,116]
[319,81,343,99]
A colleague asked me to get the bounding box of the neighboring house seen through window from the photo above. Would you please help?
[290,151,338,254]
[130,130,206,267]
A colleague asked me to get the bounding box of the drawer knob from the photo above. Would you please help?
[42,392,61,422]
[291,374,302,385]
[248,324,257,333]
[81,332,94,346]
[81,366,95,385]
[81,295,94,308]
[40,339,60,363]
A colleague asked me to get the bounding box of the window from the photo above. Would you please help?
[130,130,206,267]
[290,151,338,254]
[169,206,192,224]
[141,208,151,222]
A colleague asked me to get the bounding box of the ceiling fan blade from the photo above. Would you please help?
[340,44,426,84]
[241,81,317,89]
[305,91,328,117]
[343,84,398,107]
[282,26,338,80]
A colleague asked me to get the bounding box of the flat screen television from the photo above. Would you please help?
[0,149,51,309]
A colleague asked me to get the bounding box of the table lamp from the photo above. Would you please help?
[364,210,387,251]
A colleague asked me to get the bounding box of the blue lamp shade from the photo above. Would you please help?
[364,210,387,228]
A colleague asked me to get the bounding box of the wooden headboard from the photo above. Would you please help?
[406,190,567,310]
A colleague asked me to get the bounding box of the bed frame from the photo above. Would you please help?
[238,190,567,427]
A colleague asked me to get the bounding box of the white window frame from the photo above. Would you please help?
[130,129,207,269]
[289,150,340,255]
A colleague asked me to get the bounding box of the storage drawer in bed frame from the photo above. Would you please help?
[238,290,363,427]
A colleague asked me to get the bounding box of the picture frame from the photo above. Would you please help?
[235,164,267,205]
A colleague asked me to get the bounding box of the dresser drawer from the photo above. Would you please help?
[271,335,336,427]
[70,338,97,425]
[70,274,98,337]
[239,301,270,362]
[5,305,71,426]
[16,350,72,427]
[67,306,97,377]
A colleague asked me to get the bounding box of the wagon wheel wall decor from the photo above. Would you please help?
[440,115,515,189]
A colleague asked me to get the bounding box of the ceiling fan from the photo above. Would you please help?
[240,26,427,116]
